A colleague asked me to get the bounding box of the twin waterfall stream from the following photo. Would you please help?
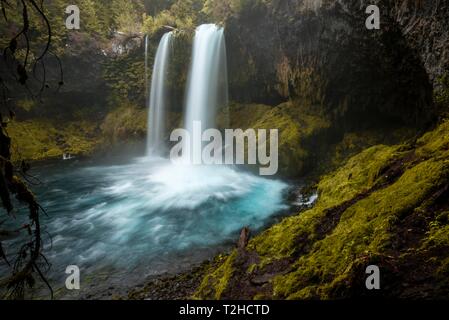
[147,32,173,155]
[146,24,228,158]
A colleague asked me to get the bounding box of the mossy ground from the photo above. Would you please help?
[7,119,102,162]
[194,119,449,300]
[6,104,151,163]
[101,104,148,144]
[223,101,331,176]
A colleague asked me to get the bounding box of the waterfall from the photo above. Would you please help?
[144,35,149,99]
[184,24,228,162]
[147,32,173,156]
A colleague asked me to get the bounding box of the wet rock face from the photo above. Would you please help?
[109,32,143,57]
[224,3,285,105]
[224,0,447,128]
[391,0,449,87]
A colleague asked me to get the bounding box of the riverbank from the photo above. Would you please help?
[117,117,449,300]
[192,118,449,299]
[6,103,148,164]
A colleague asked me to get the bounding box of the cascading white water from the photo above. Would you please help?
[184,24,228,162]
[147,32,173,156]
[144,35,149,99]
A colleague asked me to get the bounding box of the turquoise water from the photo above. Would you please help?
[1,157,289,289]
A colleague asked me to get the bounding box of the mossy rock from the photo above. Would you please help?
[195,119,449,300]
[101,104,148,144]
[101,102,182,145]
[223,101,331,176]
[7,119,102,162]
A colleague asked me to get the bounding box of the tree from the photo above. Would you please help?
[144,0,176,16]
[78,0,101,34]
[93,0,114,37]
[0,0,60,299]
[111,0,145,34]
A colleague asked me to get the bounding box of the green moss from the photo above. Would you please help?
[252,103,307,175]
[194,251,237,300]
[327,127,416,172]
[7,120,101,162]
[196,119,449,300]
[222,103,270,129]
[196,142,404,299]
[273,158,448,299]
[317,145,401,208]
[423,223,449,252]
[225,101,331,176]
[248,145,399,264]
[421,210,449,279]
[196,144,403,298]
[101,104,147,144]
[252,293,268,300]
[415,120,449,160]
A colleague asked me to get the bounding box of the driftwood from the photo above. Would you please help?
[238,227,250,250]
